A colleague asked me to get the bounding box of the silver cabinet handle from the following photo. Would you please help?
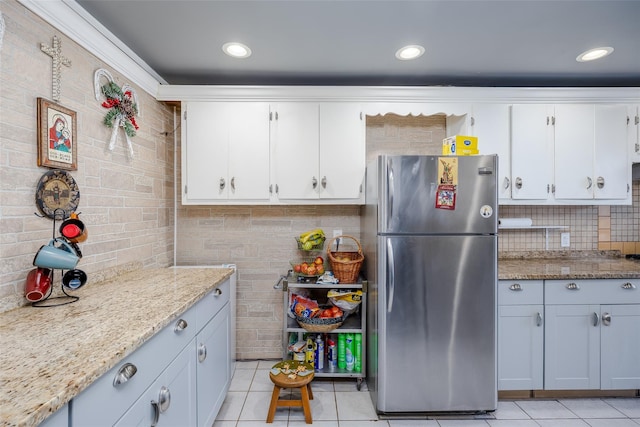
[596,176,604,189]
[158,386,171,413]
[321,176,327,188]
[536,312,543,327]
[503,177,510,190]
[593,312,600,327]
[515,177,523,189]
[214,287,222,296]
[622,282,637,290]
[509,283,522,291]
[219,178,226,190]
[113,362,137,387]
[312,176,318,189]
[198,343,207,363]
[151,401,160,427]
[231,176,235,191]
[566,282,580,290]
[586,177,593,189]
[174,318,188,333]
[602,312,611,326]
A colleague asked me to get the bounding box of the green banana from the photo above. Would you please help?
[300,228,325,243]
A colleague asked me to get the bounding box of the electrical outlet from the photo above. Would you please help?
[561,232,570,247]
[333,229,342,245]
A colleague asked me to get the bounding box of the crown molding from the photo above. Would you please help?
[17,0,164,96]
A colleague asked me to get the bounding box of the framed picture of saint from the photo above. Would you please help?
[37,97,77,171]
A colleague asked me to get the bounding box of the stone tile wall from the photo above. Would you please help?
[0,1,175,312]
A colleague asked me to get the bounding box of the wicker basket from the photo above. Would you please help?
[295,314,344,332]
[327,235,364,284]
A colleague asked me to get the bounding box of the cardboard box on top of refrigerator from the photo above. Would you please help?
[442,135,478,155]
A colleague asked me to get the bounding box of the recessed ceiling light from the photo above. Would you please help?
[222,42,252,59]
[395,45,425,61]
[576,46,614,62]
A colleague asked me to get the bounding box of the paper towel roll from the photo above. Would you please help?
[498,218,533,227]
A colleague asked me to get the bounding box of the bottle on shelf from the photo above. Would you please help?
[327,336,337,370]
[337,333,346,369]
[305,337,315,365]
[314,335,324,371]
[354,333,362,372]
[345,333,355,371]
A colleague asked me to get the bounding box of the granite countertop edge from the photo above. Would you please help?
[0,266,234,427]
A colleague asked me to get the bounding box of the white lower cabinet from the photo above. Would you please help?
[497,280,544,391]
[544,279,640,390]
[39,404,68,427]
[71,276,234,427]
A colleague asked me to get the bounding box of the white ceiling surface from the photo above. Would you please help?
[75,0,640,87]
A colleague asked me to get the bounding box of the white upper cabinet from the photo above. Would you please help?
[469,104,511,201]
[182,102,271,203]
[271,102,365,203]
[631,105,640,163]
[510,105,554,201]
[554,104,629,201]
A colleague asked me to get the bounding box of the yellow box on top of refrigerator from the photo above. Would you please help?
[442,135,478,155]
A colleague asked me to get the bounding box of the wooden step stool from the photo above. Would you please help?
[266,360,314,424]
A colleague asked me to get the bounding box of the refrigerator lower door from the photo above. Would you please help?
[377,234,497,413]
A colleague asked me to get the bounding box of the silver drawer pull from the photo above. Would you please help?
[151,401,160,427]
[602,312,611,326]
[214,288,222,296]
[113,362,137,387]
[174,318,188,332]
[536,312,543,327]
[592,312,600,327]
[158,386,171,413]
[621,282,637,290]
[509,283,522,291]
[566,282,580,290]
[198,343,207,363]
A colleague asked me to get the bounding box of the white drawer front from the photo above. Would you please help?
[196,278,231,330]
[545,279,640,305]
[498,280,543,305]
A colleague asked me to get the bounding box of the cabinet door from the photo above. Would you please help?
[631,105,640,163]
[498,305,544,390]
[511,104,554,200]
[471,104,511,201]
[226,102,271,201]
[115,340,197,427]
[319,103,365,200]
[39,404,68,427]
[554,104,594,199]
[197,303,230,427]
[271,103,320,199]
[544,304,600,390]
[600,304,640,389]
[593,105,629,200]
[183,102,229,201]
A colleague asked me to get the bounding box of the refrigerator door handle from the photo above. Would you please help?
[388,164,394,225]
[387,239,395,313]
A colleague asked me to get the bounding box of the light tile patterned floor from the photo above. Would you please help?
[214,360,640,427]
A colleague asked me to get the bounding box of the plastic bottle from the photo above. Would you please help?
[337,333,346,369]
[354,333,362,372]
[305,337,315,365]
[327,337,337,370]
[345,333,355,371]
[314,335,324,371]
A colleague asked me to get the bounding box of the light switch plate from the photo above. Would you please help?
[561,232,570,247]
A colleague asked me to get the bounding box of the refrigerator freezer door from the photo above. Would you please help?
[377,155,498,235]
[377,234,497,413]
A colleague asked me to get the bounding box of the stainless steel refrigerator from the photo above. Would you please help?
[362,155,498,414]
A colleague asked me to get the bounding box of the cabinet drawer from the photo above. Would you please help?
[545,279,640,305]
[498,280,543,305]
[72,304,198,425]
[195,278,230,330]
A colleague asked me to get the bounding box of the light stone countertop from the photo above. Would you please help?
[0,266,234,427]
[498,251,640,280]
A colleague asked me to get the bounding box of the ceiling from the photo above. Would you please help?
[75,0,640,87]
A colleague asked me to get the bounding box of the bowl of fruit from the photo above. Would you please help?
[295,228,326,251]
[291,256,326,278]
